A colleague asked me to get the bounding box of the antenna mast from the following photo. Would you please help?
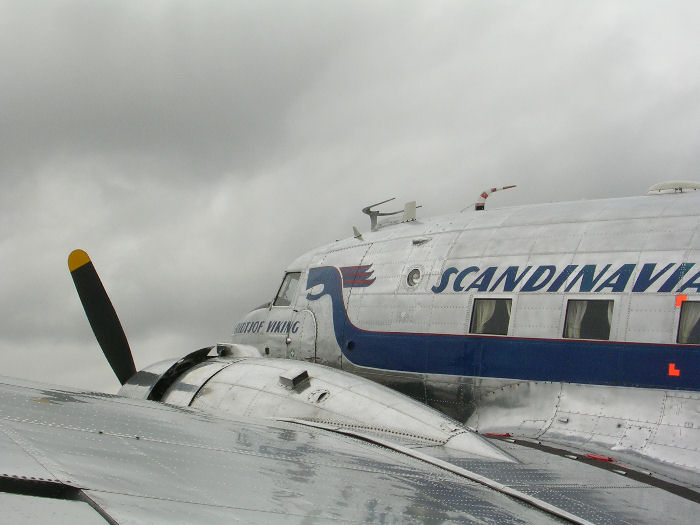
[474,185,516,211]
[361,198,421,232]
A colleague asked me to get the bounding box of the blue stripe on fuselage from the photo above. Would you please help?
[305,266,699,391]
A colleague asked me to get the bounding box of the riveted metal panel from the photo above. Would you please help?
[1,378,575,524]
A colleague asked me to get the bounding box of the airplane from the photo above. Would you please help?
[1,182,698,522]
[229,183,700,498]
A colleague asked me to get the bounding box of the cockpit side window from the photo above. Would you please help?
[273,272,301,307]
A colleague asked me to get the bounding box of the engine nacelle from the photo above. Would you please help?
[118,346,511,461]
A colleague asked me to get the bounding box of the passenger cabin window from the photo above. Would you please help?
[677,301,700,344]
[470,298,512,336]
[563,299,613,340]
[273,272,301,307]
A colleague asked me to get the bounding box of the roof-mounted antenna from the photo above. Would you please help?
[362,198,400,231]
[362,198,422,231]
[474,185,516,211]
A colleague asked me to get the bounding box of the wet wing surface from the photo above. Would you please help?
[422,438,699,525]
[1,377,570,524]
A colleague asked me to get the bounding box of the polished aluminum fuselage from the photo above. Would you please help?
[233,191,700,473]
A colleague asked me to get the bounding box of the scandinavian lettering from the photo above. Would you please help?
[431,262,698,295]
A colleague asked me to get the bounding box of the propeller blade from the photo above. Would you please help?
[68,249,136,385]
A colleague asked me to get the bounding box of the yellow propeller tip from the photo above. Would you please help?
[68,249,92,272]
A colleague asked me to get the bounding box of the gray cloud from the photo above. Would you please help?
[0,1,698,392]
[0,1,375,178]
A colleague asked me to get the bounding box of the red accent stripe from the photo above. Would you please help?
[340,265,372,272]
[343,279,376,285]
[585,454,616,462]
[344,271,373,279]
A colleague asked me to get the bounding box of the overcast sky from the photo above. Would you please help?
[1,1,698,392]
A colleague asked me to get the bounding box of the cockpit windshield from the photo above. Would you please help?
[273,272,301,307]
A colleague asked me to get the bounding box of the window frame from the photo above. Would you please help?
[469,297,513,336]
[562,298,615,341]
[273,272,302,307]
[677,300,700,344]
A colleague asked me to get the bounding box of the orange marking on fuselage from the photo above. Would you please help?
[668,363,681,377]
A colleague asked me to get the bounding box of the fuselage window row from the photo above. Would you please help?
[272,272,699,344]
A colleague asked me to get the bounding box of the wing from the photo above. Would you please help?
[2,376,698,524]
[0,376,557,524]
